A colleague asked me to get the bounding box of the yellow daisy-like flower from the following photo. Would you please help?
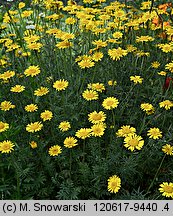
[26,122,43,133]
[159,182,173,198]
[0,70,15,80]
[92,51,103,62]
[108,80,117,86]
[25,104,38,112]
[158,71,167,76]
[130,75,143,84]
[78,59,95,69]
[0,101,15,111]
[107,175,121,193]
[165,61,173,73]
[90,83,105,92]
[56,40,72,49]
[151,61,160,69]
[124,134,144,151]
[116,125,137,137]
[53,79,69,91]
[159,100,173,110]
[29,141,38,149]
[82,89,99,101]
[49,145,62,156]
[88,111,106,124]
[34,86,49,96]
[162,144,173,156]
[102,97,119,110]
[75,128,92,139]
[40,110,53,121]
[10,85,25,93]
[0,121,9,132]
[91,123,106,137]
[59,121,71,132]
[108,47,128,61]
[147,127,162,139]
[140,103,155,115]
[64,136,78,148]
[24,65,41,77]
[136,36,154,43]
[0,140,15,153]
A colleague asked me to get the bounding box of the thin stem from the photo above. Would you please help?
[147,154,166,194]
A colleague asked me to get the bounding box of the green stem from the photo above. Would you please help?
[146,154,166,194]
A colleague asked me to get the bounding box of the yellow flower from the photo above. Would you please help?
[107,175,121,194]
[56,40,72,49]
[92,51,103,62]
[108,80,117,86]
[165,61,173,73]
[0,70,15,80]
[0,101,15,111]
[75,128,92,139]
[91,123,106,137]
[64,137,78,148]
[21,10,33,18]
[10,85,25,93]
[162,144,173,155]
[59,121,71,132]
[124,134,144,151]
[92,39,107,49]
[40,110,53,121]
[19,2,26,9]
[25,104,38,112]
[82,89,99,101]
[158,71,167,76]
[108,47,128,61]
[140,103,155,115]
[130,75,143,84]
[102,97,119,110]
[90,83,105,92]
[0,140,15,153]
[49,145,62,156]
[34,86,49,96]
[24,65,41,77]
[151,61,160,69]
[65,17,76,25]
[29,141,38,149]
[136,36,154,43]
[116,125,136,137]
[27,42,43,51]
[78,59,95,69]
[147,127,162,139]
[159,100,173,110]
[88,111,106,124]
[53,79,69,91]
[159,182,173,198]
[26,122,43,133]
[0,121,9,132]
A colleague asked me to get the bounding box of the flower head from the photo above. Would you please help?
[0,140,15,153]
[53,79,68,91]
[0,121,9,132]
[108,47,128,61]
[159,182,173,198]
[75,128,91,139]
[147,127,162,139]
[24,65,41,77]
[10,85,25,93]
[82,89,99,101]
[162,144,173,155]
[34,86,49,96]
[59,121,71,132]
[107,175,121,193]
[102,97,119,110]
[26,122,43,133]
[0,101,15,111]
[116,125,136,137]
[64,137,78,148]
[25,104,38,112]
[49,145,62,156]
[88,111,106,124]
[159,100,173,110]
[124,134,144,151]
[130,75,143,84]
[40,110,53,121]
[29,141,38,149]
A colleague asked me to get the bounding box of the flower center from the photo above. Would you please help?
[129,138,139,146]
[164,185,173,193]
